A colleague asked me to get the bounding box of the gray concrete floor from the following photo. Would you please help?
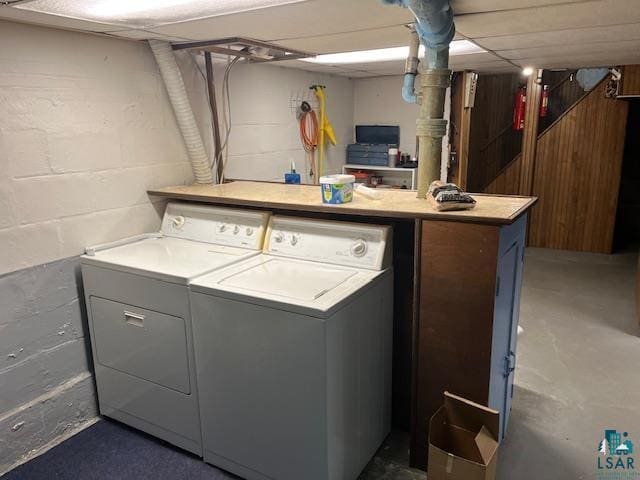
[360,247,640,480]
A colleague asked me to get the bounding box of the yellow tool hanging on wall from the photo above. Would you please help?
[310,85,336,179]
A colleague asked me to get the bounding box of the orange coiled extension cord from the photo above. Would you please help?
[299,109,319,184]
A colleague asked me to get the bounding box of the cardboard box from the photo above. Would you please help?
[427,392,500,480]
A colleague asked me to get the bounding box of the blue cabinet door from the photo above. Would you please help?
[505,225,526,434]
[488,215,527,439]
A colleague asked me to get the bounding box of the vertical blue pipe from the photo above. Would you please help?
[402,74,417,103]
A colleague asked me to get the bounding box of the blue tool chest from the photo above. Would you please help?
[347,125,399,166]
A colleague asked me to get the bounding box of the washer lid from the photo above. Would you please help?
[219,259,357,301]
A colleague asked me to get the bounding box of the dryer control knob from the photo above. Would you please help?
[350,239,368,257]
[274,232,285,243]
[233,225,240,235]
[172,216,186,229]
[218,223,227,233]
[246,227,254,236]
[290,234,299,246]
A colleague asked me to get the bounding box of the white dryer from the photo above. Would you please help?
[80,202,270,456]
[190,215,394,480]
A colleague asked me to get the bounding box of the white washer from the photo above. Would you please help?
[80,202,270,456]
[190,215,394,480]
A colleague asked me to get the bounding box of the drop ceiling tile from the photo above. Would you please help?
[451,0,591,15]
[275,60,349,75]
[274,27,465,55]
[509,51,640,69]
[147,0,412,42]
[359,69,405,77]
[0,6,118,32]
[280,27,409,55]
[276,26,409,55]
[455,0,640,38]
[480,67,521,74]
[447,52,505,64]
[474,23,640,51]
[450,61,516,73]
[345,71,380,78]
[337,60,404,73]
[106,30,188,41]
[449,58,511,67]
[499,39,640,61]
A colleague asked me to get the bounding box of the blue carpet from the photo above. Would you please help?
[2,419,237,480]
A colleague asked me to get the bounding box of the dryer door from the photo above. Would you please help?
[90,296,191,394]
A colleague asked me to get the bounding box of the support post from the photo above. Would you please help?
[450,72,472,189]
[204,52,224,183]
[518,68,543,196]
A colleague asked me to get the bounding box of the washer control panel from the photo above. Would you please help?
[265,216,392,270]
[161,202,270,249]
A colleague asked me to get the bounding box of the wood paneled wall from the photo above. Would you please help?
[538,70,586,133]
[620,65,640,97]
[529,79,628,252]
[467,73,523,192]
[488,79,629,253]
[485,153,521,195]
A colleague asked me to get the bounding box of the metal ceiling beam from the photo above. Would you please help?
[171,37,313,63]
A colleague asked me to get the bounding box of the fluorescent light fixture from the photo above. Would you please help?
[14,0,307,28]
[522,67,535,76]
[301,40,485,65]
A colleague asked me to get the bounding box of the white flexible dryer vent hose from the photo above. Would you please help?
[148,40,214,184]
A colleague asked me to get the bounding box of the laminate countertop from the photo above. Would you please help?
[148,181,537,225]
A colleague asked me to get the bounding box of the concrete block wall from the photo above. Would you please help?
[0,21,206,275]
[0,258,96,472]
[0,20,203,473]
[214,62,354,184]
[353,75,419,155]
[0,19,355,474]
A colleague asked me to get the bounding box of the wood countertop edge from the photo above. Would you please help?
[147,188,538,226]
[506,195,538,222]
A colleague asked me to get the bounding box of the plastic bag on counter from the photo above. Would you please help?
[427,180,476,211]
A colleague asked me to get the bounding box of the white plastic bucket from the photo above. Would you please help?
[320,174,355,204]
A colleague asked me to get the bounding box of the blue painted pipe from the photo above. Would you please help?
[381,0,455,52]
[402,73,417,103]
[383,0,455,101]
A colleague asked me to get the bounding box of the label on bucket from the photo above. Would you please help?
[322,182,353,204]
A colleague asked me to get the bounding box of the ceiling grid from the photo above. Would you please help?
[0,0,638,77]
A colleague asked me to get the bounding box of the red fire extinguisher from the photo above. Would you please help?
[540,84,549,117]
[513,86,526,131]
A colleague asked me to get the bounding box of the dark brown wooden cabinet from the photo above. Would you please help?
[411,215,527,469]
